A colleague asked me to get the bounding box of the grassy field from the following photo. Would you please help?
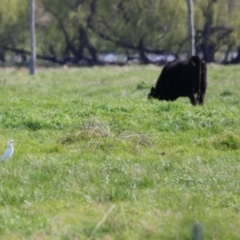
[0,64,240,239]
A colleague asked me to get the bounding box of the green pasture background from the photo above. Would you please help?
[0,65,240,239]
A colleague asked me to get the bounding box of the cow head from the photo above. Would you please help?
[148,87,156,99]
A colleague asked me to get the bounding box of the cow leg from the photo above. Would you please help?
[189,94,197,105]
[198,93,205,105]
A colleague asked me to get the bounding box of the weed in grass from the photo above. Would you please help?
[220,90,234,97]
[194,131,240,150]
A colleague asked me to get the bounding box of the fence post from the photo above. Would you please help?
[192,222,203,240]
[29,0,36,75]
[186,0,195,56]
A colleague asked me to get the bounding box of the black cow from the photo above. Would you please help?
[148,56,207,105]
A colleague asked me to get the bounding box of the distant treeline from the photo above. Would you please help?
[1,0,240,66]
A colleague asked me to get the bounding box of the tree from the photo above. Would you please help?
[0,0,29,63]
[224,0,240,63]
[194,0,235,62]
[36,0,189,65]
[38,0,99,65]
[2,0,240,66]
[91,0,188,63]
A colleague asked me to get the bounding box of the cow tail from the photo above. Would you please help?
[196,57,202,104]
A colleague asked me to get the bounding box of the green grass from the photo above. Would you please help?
[0,64,240,239]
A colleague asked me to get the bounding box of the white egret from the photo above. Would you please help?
[1,140,16,161]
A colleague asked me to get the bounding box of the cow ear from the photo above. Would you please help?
[148,87,155,98]
[190,61,195,66]
[151,87,155,95]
